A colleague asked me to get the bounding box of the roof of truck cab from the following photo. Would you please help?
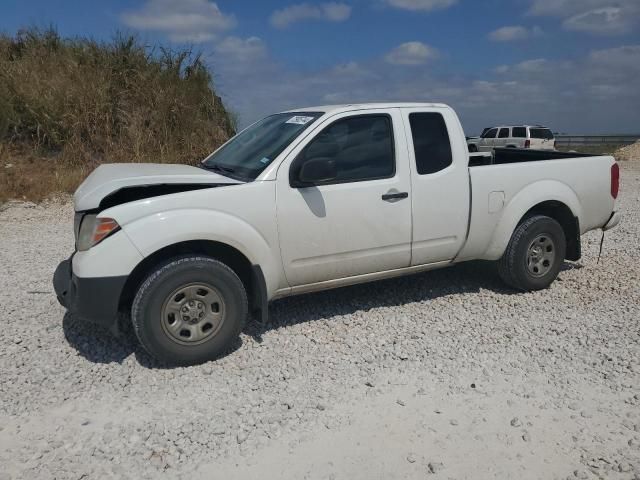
[283,102,450,114]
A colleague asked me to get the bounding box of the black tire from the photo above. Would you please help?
[498,215,566,291]
[132,256,247,366]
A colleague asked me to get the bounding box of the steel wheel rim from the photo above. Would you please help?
[526,234,556,278]
[160,283,226,345]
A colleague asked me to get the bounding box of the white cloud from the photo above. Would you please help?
[215,36,267,63]
[563,7,632,35]
[121,0,235,43]
[528,0,629,16]
[270,3,352,29]
[488,25,542,42]
[330,62,374,78]
[514,58,550,73]
[384,41,439,65]
[588,45,640,72]
[384,0,457,12]
[528,0,640,35]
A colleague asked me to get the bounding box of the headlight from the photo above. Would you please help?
[77,214,120,251]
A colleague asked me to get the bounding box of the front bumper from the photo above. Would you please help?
[603,211,621,231]
[53,257,128,328]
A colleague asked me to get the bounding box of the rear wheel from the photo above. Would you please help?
[498,215,566,291]
[132,256,247,365]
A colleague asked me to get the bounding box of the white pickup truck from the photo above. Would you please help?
[53,103,621,365]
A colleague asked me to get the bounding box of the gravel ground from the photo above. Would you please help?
[1,160,639,480]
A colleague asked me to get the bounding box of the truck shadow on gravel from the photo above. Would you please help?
[244,260,517,341]
[62,260,581,367]
[62,313,244,368]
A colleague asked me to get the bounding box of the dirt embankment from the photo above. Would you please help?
[615,141,640,162]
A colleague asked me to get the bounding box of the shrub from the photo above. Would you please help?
[0,27,235,202]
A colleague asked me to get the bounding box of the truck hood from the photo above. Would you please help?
[74,163,243,211]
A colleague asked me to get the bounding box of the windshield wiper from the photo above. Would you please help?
[203,163,235,174]
[200,162,249,182]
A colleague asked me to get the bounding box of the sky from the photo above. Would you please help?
[2,0,640,134]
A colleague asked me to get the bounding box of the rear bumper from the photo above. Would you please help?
[53,257,127,328]
[603,211,621,231]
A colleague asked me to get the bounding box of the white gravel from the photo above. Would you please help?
[1,160,639,480]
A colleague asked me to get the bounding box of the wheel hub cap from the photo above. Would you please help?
[161,283,226,345]
[182,300,206,324]
[526,235,556,278]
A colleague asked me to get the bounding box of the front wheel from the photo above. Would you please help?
[132,256,248,365]
[498,215,566,291]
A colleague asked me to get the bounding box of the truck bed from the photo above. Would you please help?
[458,150,616,262]
[468,148,596,167]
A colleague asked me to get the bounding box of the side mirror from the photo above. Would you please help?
[295,158,337,186]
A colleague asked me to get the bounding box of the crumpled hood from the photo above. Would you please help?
[74,163,243,211]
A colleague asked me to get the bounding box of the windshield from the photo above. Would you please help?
[203,112,323,181]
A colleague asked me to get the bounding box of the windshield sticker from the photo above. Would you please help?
[259,157,270,165]
[286,116,314,125]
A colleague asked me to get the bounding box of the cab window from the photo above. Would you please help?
[291,115,395,185]
[408,113,453,175]
[512,127,527,138]
[530,128,554,140]
[483,128,498,139]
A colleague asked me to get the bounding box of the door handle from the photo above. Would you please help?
[381,191,409,202]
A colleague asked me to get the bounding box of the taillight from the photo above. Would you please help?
[524,139,531,148]
[611,163,619,199]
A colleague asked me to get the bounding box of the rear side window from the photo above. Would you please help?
[483,128,498,139]
[530,128,554,140]
[498,128,510,138]
[293,115,395,184]
[408,113,453,175]
[512,127,527,138]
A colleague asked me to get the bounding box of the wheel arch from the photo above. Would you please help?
[118,240,268,322]
[522,201,580,261]
[484,180,582,261]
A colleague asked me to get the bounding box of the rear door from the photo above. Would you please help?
[511,126,527,148]
[401,107,470,265]
[495,127,510,148]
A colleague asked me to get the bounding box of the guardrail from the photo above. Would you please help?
[555,135,640,146]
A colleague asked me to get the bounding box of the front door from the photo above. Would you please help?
[479,127,498,151]
[276,109,412,286]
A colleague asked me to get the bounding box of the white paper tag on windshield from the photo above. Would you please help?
[286,116,314,125]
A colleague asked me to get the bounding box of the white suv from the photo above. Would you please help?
[468,125,555,152]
